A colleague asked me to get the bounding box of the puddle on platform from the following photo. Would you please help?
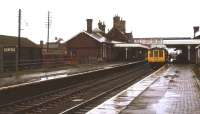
[152,91,180,114]
[175,70,180,73]
[40,74,67,81]
[103,66,113,69]
[163,74,179,79]
[72,99,84,102]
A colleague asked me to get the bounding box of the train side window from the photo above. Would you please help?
[159,50,163,57]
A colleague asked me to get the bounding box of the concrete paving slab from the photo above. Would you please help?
[87,64,200,114]
[120,64,200,114]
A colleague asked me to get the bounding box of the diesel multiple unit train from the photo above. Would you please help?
[146,48,168,66]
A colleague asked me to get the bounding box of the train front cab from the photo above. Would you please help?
[147,48,167,66]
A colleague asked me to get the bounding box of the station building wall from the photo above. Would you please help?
[65,32,113,64]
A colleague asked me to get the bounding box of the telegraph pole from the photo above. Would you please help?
[17,9,21,71]
[47,11,50,52]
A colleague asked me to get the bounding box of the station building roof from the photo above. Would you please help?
[65,29,108,44]
[0,35,39,48]
[83,31,107,43]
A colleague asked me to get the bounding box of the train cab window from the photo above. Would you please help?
[159,50,163,57]
[154,50,158,57]
[149,50,153,57]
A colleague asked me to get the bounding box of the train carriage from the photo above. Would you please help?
[147,48,168,66]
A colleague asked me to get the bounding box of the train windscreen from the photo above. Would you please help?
[154,50,158,57]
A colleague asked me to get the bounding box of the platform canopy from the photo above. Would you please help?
[163,39,200,45]
[114,43,149,49]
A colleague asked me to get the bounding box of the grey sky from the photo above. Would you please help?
[0,0,200,43]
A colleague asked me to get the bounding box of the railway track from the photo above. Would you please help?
[60,65,153,114]
[0,63,156,114]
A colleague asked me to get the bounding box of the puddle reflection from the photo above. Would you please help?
[40,74,67,81]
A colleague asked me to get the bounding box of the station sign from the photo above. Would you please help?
[3,47,16,53]
[134,39,163,45]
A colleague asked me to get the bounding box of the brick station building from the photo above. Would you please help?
[65,15,135,64]
[65,19,112,64]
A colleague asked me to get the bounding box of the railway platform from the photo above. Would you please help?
[87,64,200,114]
[0,61,137,88]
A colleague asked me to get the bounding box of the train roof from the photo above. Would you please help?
[149,47,168,51]
[149,47,165,49]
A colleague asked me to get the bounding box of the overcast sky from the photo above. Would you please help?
[0,0,200,43]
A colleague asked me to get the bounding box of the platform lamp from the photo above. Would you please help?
[193,26,199,38]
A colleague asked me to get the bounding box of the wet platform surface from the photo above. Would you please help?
[0,61,138,88]
[87,64,200,114]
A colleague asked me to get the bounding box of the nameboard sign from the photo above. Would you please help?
[3,47,16,53]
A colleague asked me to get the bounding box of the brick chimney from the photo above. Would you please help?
[102,22,106,33]
[87,19,93,33]
[113,15,120,29]
[121,20,126,33]
[40,40,43,47]
[98,21,106,33]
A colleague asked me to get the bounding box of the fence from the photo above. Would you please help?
[1,57,74,73]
